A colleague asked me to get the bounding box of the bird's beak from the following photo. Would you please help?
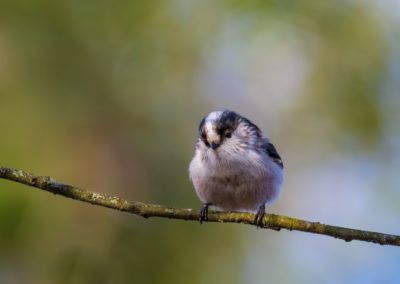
[210,142,219,150]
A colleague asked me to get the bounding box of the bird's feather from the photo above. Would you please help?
[260,140,283,169]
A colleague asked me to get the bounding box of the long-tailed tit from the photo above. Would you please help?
[189,110,284,226]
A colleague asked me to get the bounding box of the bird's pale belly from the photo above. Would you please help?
[195,172,280,212]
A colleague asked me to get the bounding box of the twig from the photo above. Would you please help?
[0,166,399,246]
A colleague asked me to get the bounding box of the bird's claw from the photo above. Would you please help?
[200,203,211,225]
[254,204,265,228]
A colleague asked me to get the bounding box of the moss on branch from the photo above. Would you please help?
[0,166,399,246]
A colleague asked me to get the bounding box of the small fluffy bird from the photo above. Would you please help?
[189,110,283,226]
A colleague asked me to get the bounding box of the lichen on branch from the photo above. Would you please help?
[0,166,399,247]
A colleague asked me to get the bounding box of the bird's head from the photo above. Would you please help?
[197,110,260,153]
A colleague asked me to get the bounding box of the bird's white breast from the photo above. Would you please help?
[189,146,283,212]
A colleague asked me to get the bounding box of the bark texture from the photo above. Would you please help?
[1,166,399,246]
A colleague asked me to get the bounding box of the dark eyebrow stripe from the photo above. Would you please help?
[198,117,206,132]
[216,110,240,133]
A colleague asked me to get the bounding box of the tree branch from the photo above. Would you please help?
[0,166,399,247]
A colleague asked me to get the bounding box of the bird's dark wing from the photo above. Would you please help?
[260,140,283,169]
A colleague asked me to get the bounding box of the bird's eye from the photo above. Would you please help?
[224,129,232,138]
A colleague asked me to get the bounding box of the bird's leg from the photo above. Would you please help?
[254,204,265,228]
[200,203,211,225]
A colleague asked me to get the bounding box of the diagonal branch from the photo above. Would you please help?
[0,166,399,247]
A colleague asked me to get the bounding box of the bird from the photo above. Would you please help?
[189,110,283,227]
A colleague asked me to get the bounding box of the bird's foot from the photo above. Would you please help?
[254,204,265,228]
[200,203,211,225]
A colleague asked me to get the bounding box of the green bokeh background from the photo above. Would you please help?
[1,1,400,283]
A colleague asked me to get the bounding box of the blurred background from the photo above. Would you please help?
[1,0,400,283]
